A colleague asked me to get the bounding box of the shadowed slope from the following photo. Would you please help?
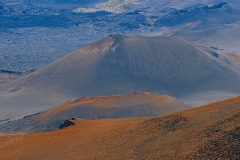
[0,92,189,132]
[1,34,240,119]
[0,96,240,159]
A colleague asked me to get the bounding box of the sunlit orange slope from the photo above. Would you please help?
[0,92,189,132]
[0,96,240,159]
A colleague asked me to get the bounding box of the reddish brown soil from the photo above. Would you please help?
[36,92,187,123]
[0,133,25,149]
[0,96,240,159]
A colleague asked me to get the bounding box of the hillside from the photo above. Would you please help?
[0,96,240,159]
[0,73,18,85]
[175,21,240,53]
[154,2,240,53]
[156,2,240,27]
[0,92,188,132]
[1,34,240,120]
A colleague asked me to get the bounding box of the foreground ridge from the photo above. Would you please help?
[0,96,240,159]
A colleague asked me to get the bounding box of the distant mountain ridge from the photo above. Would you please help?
[157,2,240,27]
[155,1,240,53]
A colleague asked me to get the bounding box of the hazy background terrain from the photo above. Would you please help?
[1,0,240,121]
[1,0,240,73]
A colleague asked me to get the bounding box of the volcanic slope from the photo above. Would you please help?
[156,2,240,27]
[0,96,240,159]
[0,92,189,132]
[207,50,240,71]
[175,21,240,53]
[1,34,240,120]
[155,2,240,53]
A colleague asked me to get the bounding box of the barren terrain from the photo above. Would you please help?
[0,73,19,85]
[0,92,188,132]
[0,96,240,159]
[1,1,240,158]
[1,1,240,72]
[1,34,240,120]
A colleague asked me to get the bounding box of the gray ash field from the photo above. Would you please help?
[1,0,240,73]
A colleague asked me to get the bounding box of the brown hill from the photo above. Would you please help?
[1,34,240,120]
[0,92,189,132]
[0,96,240,159]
